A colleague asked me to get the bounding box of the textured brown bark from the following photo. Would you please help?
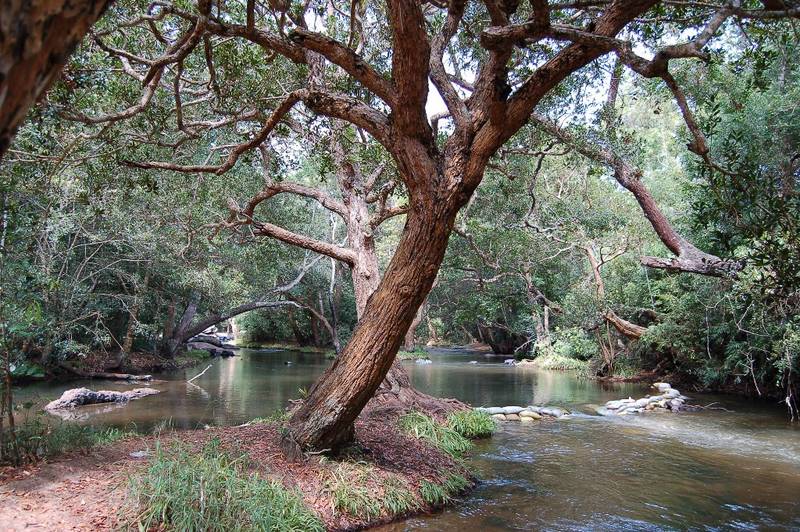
[285,196,465,452]
[0,0,112,158]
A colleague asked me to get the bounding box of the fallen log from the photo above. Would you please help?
[58,362,152,381]
[45,387,160,410]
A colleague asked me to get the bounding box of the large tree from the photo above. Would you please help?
[14,0,800,452]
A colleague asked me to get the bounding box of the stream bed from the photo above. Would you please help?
[16,347,800,530]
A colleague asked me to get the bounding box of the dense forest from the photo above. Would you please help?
[0,0,798,529]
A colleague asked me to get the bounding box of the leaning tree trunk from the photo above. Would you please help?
[0,0,112,158]
[344,196,461,417]
[286,199,463,453]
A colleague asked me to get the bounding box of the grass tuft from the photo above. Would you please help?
[419,474,470,507]
[399,412,472,458]
[324,462,382,519]
[128,438,323,532]
[446,410,495,439]
[1,416,135,466]
[381,475,420,515]
[419,479,448,506]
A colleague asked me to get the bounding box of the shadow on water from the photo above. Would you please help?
[16,347,800,530]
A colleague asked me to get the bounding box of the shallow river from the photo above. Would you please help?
[18,348,800,530]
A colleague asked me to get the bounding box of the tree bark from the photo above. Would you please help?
[285,198,463,453]
[0,0,112,158]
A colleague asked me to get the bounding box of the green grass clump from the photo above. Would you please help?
[419,474,470,507]
[419,479,448,506]
[1,416,135,466]
[446,410,495,439]
[128,439,323,532]
[324,462,382,520]
[248,409,289,425]
[399,412,472,458]
[381,475,419,515]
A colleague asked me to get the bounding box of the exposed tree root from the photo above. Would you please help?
[366,363,470,420]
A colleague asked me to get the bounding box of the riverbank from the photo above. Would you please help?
[0,411,488,530]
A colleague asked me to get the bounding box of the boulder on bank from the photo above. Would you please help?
[45,387,160,410]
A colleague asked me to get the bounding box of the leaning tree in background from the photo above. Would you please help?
[16,0,800,452]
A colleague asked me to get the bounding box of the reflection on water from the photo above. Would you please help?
[16,348,800,530]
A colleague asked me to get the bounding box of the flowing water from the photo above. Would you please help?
[16,348,800,530]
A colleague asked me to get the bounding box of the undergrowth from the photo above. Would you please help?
[324,461,383,520]
[446,410,495,439]
[419,474,470,506]
[532,352,588,371]
[399,412,472,458]
[1,415,135,466]
[128,438,323,531]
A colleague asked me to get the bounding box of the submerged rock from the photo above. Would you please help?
[45,387,159,410]
[539,406,568,418]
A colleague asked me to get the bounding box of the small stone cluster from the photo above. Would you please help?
[475,405,569,422]
[595,382,688,416]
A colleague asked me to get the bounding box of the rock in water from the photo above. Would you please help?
[45,387,159,410]
[653,382,672,392]
[539,406,568,418]
[502,406,525,415]
[415,359,433,365]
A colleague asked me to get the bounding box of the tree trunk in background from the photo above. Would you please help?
[117,270,149,368]
[0,0,112,158]
[163,298,176,345]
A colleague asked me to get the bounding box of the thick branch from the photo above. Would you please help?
[387,0,432,139]
[288,28,395,106]
[530,113,740,276]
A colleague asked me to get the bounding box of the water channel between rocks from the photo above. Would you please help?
[16,347,800,530]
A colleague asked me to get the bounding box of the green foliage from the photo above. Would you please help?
[399,412,472,458]
[446,410,495,439]
[381,475,419,515]
[419,474,470,506]
[323,462,382,520]
[532,352,589,372]
[547,327,599,361]
[129,439,323,532]
[1,415,134,466]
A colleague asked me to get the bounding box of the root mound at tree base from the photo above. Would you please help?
[366,365,470,420]
[1,418,476,531]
